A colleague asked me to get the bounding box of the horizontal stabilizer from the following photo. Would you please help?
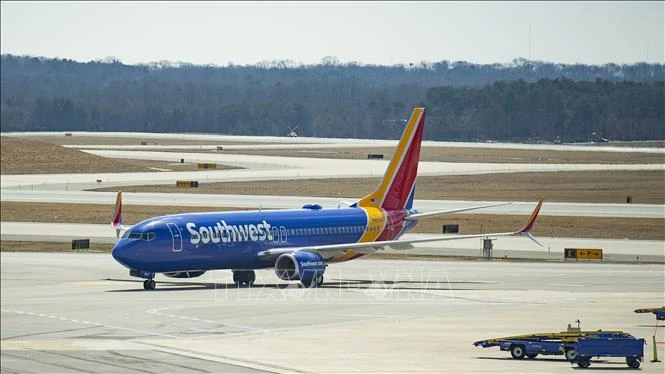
[405,202,511,221]
[386,243,415,251]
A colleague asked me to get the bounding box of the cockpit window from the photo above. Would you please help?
[121,231,156,241]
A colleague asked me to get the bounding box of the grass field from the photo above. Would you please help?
[1,136,239,174]
[0,240,114,253]
[222,146,665,164]
[2,134,663,244]
[92,170,664,204]
[1,136,151,174]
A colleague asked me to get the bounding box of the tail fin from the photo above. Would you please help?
[358,107,426,211]
[111,191,124,237]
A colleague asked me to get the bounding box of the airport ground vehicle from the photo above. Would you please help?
[473,325,625,360]
[567,334,645,368]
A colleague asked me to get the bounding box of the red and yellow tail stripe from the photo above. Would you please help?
[358,108,425,211]
[333,108,426,262]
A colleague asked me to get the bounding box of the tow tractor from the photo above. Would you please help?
[473,322,625,360]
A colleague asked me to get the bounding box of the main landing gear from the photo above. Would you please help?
[143,279,156,290]
[233,270,256,286]
[302,274,324,288]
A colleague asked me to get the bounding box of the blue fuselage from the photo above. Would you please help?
[111,206,416,274]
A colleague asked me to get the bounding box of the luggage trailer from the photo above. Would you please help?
[567,334,645,368]
[473,326,626,360]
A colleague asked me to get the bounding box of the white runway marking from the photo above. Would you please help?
[1,308,184,340]
[146,306,268,333]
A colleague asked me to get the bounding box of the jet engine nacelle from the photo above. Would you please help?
[163,270,207,278]
[275,252,326,282]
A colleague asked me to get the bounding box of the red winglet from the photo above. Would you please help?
[517,196,544,234]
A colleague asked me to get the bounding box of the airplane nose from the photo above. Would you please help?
[112,242,133,268]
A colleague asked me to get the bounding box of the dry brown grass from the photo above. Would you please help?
[0,240,114,252]
[17,135,232,146]
[93,170,665,204]
[224,146,665,164]
[0,202,252,225]
[1,202,662,240]
[1,136,150,174]
[1,136,240,174]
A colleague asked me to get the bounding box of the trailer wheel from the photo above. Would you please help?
[577,359,590,368]
[626,357,640,369]
[565,349,578,361]
[526,353,538,359]
[510,345,526,359]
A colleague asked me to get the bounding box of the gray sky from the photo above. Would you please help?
[1,1,663,66]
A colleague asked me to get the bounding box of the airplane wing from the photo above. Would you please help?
[258,197,544,261]
[405,201,511,220]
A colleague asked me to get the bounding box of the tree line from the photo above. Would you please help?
[1,54,663,141]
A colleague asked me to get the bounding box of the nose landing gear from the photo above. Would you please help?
[143,279,156,290]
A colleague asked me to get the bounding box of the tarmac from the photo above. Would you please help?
[1,251,664,373]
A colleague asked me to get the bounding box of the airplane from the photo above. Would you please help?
[111,107,544,290]
[634,307,665,320]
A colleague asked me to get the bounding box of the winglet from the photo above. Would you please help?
[111,191,124,237]
[515,196,544,246]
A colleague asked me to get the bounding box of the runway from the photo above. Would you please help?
[7,130,665,153]
[1,252,663,373]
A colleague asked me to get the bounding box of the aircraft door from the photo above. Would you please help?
[166,223,183,252]
[280,226,287,243]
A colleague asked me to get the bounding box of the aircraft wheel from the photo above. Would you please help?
[143,280,149,290]
[315,274,324,287]
[233,270,255,286]
[149,279,156,290]
[565,349,578,362]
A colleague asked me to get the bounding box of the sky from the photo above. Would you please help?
[1,1,663,66]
